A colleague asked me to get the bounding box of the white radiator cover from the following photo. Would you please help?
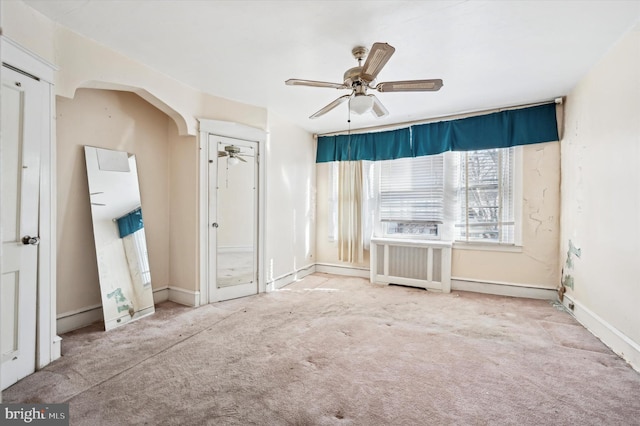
[370,237,452,292]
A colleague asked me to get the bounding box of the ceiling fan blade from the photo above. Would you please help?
[361,42,395,82]
[370,94,389,118]
[376,79,443,92]
[218,151,229,157]
[234,155,247,163]
[310,94,353,119]
[285,79,348,89]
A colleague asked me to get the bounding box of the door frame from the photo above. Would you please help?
[198,119,266,304]
[1,36,60,372]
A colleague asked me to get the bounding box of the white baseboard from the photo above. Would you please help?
[56,286,186,333]
[153,286,170,303]
[314,263,370,278]
[56,304,103,334]
[451,277,557,300]
[52,335,62,360]
[267,264,316,290]
[168,286,200,307]
[561,294,640,372]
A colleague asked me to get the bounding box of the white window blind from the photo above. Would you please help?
[455,148,515,243]
[379,154,445,223]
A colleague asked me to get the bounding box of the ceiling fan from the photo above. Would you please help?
[218,145,247,164]
[285,42,443,119]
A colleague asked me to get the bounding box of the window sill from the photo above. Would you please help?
[452,242,523,253]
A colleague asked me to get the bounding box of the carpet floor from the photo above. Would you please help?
[4,273,640,425]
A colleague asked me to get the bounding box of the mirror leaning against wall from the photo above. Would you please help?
[84,146,155,331]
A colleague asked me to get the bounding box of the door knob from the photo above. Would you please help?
[212,223,219,228]
[22,235,40,245]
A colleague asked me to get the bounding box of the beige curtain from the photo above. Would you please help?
[338,161,364,263]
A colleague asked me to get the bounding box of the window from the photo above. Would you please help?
[454,147,518,244]
[328,147,520,246]
[378,154,444,238]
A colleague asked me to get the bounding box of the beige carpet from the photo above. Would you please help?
[4,273,640,425]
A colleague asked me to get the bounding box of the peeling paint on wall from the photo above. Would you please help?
[561,239,581,290]
[565,239,582,268]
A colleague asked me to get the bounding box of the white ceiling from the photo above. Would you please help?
[23,0,640,135]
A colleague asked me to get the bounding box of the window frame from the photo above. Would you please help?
[453,146,523,249]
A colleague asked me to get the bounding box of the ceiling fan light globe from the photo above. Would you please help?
[228,156,240,166]
[349,94,375,115]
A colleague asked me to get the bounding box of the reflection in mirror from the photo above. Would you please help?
[217,142,256,288]
[84,146,155,331]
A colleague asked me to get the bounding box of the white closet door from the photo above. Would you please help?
[1,65,46,389]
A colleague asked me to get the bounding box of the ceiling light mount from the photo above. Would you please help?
[351,46,368,66]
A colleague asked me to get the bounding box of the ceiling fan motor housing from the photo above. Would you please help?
[344,66,370,90]
[224,145,241,154]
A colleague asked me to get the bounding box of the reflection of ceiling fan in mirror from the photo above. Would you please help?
[285,42,443,119]
[218,145,247,165]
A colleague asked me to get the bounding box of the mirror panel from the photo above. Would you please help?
[217,141,256,288]
[84,146,155,330]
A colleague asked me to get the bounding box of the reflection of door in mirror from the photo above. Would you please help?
[213,138,258,300]
[84,146,155,331]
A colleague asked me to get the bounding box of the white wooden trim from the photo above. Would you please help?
[153,286,170,303]
[37,71,57,368]
[199,119,266,141]
[56,304,103,334]
[314,263,370,278]
[267,264,316,290]
[370,237,453,248]
[168,287,201,307]
[197,119,267,305]
[452,243,523,253]
[561,294,640,372]
[451,278,557,300]
[1,36,57,83]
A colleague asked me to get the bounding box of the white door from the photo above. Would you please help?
[1,65,45,389]
[208,135,258,302]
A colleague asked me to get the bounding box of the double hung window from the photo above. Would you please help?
[454,148,517,244]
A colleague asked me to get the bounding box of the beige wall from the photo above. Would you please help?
[57,89,172,315]
[265,112,317,282]
[561,26,640,348]
[168,122,199,292]
[316,142,560,286]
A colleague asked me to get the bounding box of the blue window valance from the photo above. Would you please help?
[116,207,144,238]
[316,103,558,163]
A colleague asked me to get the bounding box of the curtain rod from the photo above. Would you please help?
[315,97,564,138]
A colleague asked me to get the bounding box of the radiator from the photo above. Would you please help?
[370,237,452,292]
